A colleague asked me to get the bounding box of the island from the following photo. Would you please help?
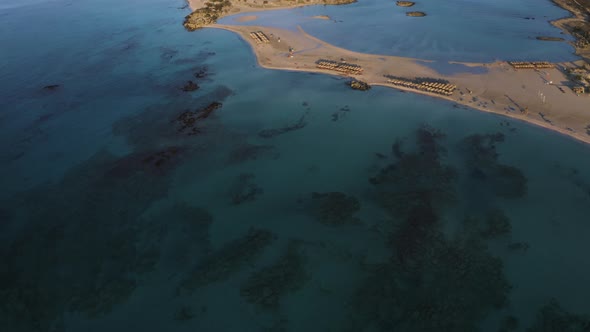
[406,11,426,17]
[396,1,415,7]
[183,0,590,145]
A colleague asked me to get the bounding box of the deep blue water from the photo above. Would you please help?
[2,0,590,331]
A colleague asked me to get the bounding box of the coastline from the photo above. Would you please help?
[550,0,590,62]
[185,0,590,146]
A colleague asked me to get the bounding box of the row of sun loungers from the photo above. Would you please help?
[249,31,270,45]
[386,78,456,96]
[316,59,363,74]
[508,61,554,69]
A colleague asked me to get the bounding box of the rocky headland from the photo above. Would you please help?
[396,1,415,7]
[184,0,356,31]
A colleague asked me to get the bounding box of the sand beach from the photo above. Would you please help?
[186,0,590,145]
[210,23,590,145]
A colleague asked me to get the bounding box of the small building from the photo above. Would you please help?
[573,85,585,94]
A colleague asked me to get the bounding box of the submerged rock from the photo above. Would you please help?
[174,306,195,321]
[350,124,513,331]
[310,192,361,226]
[507,242,530,252]
[229,173,264,205]
[0,150,172,330]
[258,115,307,138]
[177,228,274,293]
[182,80,200,92]
[492,165,527,198]
[527,299,590,331]
[227,144,279,165]
[370,126,456,217]
[536,36,565,41]
[499,315,519,332]
[175,102,223,135]
[350,229,511,331]
[480,209,512,239]
[43,84,60,91]
[194,67,209,78]
[240,244,307,309]
[108,146,185,177]
[460,133,527,198]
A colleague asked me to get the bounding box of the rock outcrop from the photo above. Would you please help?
[396,1,415,7]
[406,11,426,16]
[349,80,371,91]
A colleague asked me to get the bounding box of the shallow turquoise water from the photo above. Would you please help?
[2,0,590,331]
[221,0,577,62]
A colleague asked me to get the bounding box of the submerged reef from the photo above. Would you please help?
[258,115,307,139]
[460,133,527,198]
[348,125,512,331]
[499,315,520,332]
[370,125,456,217]
[42,84,60,91]
[331,105,351,122]
[0,150,172,331]
[182,80,200,92]
[158,204,213,270]
[309,192,361,226]
[108,146,186,177]
[227,143,280,165]
[194,66,209,79]
[480,209,512,239]
[177,228,274,293]
[174,305,195,321]
[240,244,308,309]
[175,102,223,136]
[229,173,264,205]
[349,222,511,331]
[113,85,233,150]
[527,299,590,331]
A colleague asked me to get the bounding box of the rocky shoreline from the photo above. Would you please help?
[184,0,356,31]
[550,0,590,63]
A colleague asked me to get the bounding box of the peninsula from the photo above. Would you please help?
[185,0,590,145]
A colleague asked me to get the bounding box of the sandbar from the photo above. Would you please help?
[186,0,590,145]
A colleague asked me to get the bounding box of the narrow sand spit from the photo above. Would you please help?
[184,0,590,145]
[211,23,590,145]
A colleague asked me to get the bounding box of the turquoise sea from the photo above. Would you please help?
[1,0,590,331]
